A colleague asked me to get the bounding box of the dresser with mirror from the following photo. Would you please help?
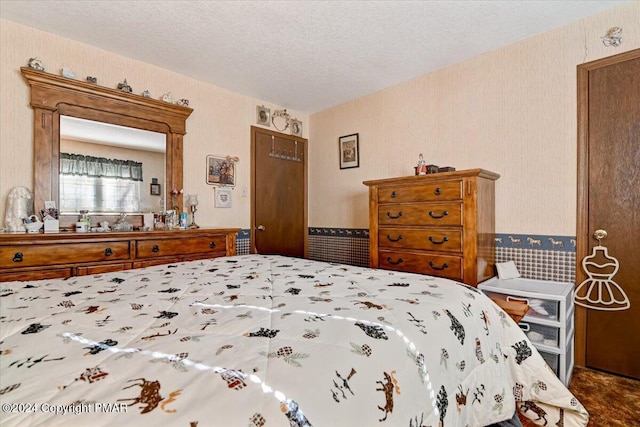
[0,67,239,281]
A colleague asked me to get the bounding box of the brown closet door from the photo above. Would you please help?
[251,126,307,258]
[581,50,640,379]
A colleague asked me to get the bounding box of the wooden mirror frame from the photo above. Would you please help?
[21,67,192,228]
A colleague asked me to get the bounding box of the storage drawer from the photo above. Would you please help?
[378,250,463,280]
[0,268,73,282]
[378,181,462,203]
[76,263,132,276]
[519,321,559,349]
[539,350,560,375]
[378,228,462,253]
[378,203,462,226]
[0,241,131,268]
[483,290,560,322]
[136,235,227,259]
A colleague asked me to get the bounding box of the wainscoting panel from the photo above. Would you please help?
[238,229,576,283]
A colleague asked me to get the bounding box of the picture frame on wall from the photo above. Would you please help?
[215,188,232,208]
[291,119,303,137]
[150,183,161,195]
[206,155,236,187]
[256,105,270,126]
[339,133,359,169]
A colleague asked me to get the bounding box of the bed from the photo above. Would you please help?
[0,254,588,426]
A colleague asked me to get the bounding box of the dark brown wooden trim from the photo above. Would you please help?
[575,48,640,366]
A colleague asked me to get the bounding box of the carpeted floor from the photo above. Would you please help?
[518,366,640,427]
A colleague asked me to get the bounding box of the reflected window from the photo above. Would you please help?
[59,152,142,213]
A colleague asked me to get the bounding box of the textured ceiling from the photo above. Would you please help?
[0,0,627,114]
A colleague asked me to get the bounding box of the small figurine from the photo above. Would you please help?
[142,90,152,98]
[161,92,172,103]
[27,57,45,71]
[117,79,133,93]
[177,98,189,107]
[86,76,98,84]
[416,153,428,175]
[61,68,75,79]
[601,27,622,47]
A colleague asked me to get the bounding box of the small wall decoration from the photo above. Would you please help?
[215,188,232,208]
[86,76,98,84]
[142,90,152,98]
[177,98,189,107]
[601,27,622,47]
[27,57,45,71]
[207,155,236,187]
[61,68,75,79]
[256,105,271,126]
[161,92,172,103]
[150,183,161,195]
[291,119,303,137]
[339,133,359,169]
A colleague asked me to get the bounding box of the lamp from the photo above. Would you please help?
[187,194,199,229]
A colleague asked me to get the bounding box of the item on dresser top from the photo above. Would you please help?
[496,260,521,279]
[27,57,44,71]
[4,186,34,233]
[117,78,132,93]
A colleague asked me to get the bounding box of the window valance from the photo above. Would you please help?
[60,153,143,182]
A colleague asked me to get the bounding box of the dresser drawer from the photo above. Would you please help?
[0,241,131,268]
[136,235,227,259]
[378,250,463,280]
[378,228,463,252]
[379,203,462,226]
[378,181,462,203]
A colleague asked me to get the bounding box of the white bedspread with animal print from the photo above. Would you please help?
[0,255,587,426]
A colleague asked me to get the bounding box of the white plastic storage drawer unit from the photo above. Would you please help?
[478,277,575,386]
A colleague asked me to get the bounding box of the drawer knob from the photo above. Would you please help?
[104,248,113,256]
[152,244,160,253]
[386,211,403,219]
[428,210,449,219]
[390,191,397,198]
[434,187,441,195]
[209,241,216,249]
[429,261,449,271]
[428,236,449,245]
[12,252,24,263]
[386,234,403,242]
[387,257,403,265]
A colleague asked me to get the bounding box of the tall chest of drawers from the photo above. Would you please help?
[363,169,499,286]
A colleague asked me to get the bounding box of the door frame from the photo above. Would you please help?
[250,125,308,256]
[575,48,640,366]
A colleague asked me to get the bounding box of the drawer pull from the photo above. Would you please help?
[104,248,113,256]
[387,257,403,265]
[152,244,160,253]
[13,252,24,263]
[506,295,530,305]
[386,211,403,219]
[390,191,397,198]
[428,210,449,219]
[434,187,441,195]
[429,261,449,270]
[386,234,403,242]
[209,241,216,249]
[429,236,449,244]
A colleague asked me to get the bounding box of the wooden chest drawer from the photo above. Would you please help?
[0,241,131,269]
[136,235,227,259]
[378,228,463,253]
[379,250,463,280]
[378,180,462,203]
[378,202,462,226]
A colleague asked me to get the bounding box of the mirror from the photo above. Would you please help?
[59,116,166,214]
[22,66,192,229]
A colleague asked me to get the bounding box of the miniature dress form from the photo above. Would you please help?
[575,241,630,311]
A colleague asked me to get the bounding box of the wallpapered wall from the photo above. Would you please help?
[307,2,639,237]
[0,19,307,229]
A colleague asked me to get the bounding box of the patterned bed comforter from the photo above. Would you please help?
[0,255,588,427]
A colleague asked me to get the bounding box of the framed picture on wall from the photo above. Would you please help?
[206,155,236,187]
[215,188,232,208]
[256,105,270,126]
[339,133,359,169]
[150,183,161,195]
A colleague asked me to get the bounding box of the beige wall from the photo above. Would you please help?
[0,19,307,228]
[309,2,639,235]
